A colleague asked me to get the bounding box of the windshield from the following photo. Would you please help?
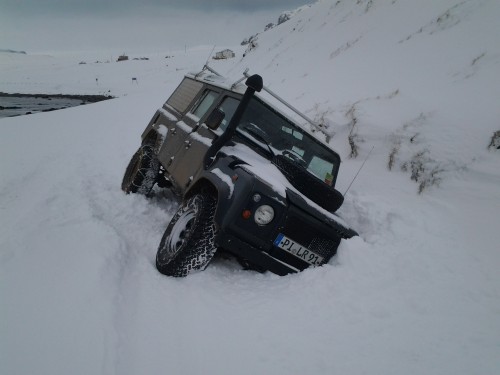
[217,96,340,187]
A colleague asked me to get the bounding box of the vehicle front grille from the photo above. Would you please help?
[309,237,340,259]
[283,213,341,263]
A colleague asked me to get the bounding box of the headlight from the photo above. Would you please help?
[254,205,274,225]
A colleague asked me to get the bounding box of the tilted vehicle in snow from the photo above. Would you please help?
[122,66,357,277]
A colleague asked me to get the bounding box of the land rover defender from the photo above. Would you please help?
[121,67,357,277]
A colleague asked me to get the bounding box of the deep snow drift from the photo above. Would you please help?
[1,1,500,374]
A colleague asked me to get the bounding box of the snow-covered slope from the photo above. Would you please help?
[230,0,500,192]
[1,1,499,374]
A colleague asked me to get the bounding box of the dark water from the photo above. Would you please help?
[0,94,112,118]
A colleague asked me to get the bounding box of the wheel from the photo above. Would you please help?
[156,193,218,277]
[121,144,159,195]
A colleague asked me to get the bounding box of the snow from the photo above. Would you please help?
[211,168,235,198]
[159,107,178,122]
[1,1,500,374]
[226,142,288,197]
[175,120,194,135]
[189,128,213,147]
[156,123,168,139]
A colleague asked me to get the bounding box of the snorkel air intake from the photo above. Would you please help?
[204,74,263,169]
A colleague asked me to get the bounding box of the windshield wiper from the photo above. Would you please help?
[238,126,275,157]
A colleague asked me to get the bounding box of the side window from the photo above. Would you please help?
[191,90,219,119]
[217,97,240,131]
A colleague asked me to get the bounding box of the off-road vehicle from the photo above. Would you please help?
[122,66,357,277]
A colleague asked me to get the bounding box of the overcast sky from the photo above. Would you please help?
[0,0,309,53]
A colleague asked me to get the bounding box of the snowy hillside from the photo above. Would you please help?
[1,1,500,374]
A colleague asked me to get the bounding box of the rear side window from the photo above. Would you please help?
[166,78,203,113]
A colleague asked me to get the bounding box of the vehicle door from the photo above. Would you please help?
[159,86,219,174]
[169,94,241,190]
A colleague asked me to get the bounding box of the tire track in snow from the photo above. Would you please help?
[81,171,176,373]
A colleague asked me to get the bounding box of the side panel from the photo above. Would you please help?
[167,88,224,190]
[169,124,216,190]
[169,93,242,191]
[156,79,206,176]
[141,77,204,166]
[157,115,195,175]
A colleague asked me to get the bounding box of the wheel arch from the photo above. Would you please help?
[141,128,162,150]
[185,174,232,226]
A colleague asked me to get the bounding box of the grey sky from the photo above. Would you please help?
[3,0,308,15]
[0,0,309,53]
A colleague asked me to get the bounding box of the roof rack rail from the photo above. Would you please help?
[195,64,223,79]
[196,64,330,141]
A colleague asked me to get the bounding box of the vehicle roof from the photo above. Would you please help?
[184,70,340,158]
[185,71,247,94]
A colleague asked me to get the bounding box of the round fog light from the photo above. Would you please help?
[254,205,274,225]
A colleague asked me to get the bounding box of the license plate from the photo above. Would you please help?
[274,233,324,266]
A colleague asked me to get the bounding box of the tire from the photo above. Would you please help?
[121,144,159,195]
[273,154,344,212]
[156,193,218,277]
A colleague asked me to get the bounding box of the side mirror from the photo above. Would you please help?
[205,108,225,130]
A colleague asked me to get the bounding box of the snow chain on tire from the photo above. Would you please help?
[156,193,218,277]
[121,144,160,195]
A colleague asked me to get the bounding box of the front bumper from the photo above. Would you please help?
[211,164,356,275]
[216,231,299,276]
[216,197,353,275]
